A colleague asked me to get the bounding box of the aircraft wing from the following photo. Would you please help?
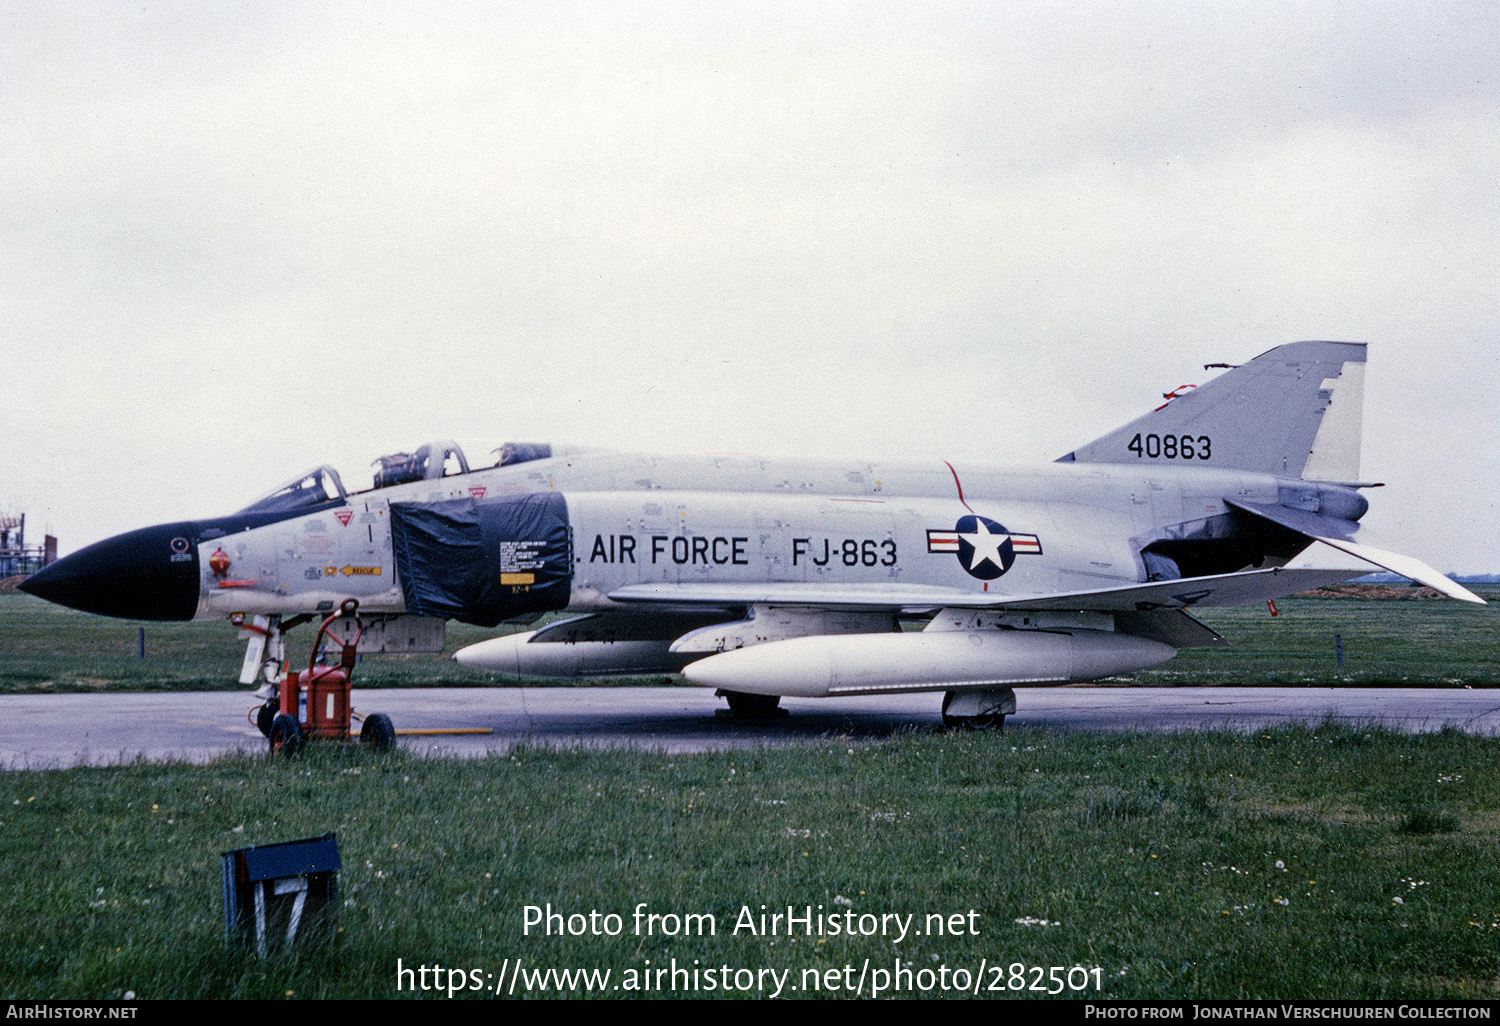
[1225,500,1484,604]
[605,566,1367,613]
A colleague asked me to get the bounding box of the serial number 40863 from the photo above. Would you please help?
[1127,433,1211,460]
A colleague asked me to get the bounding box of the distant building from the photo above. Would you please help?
[0,514,55,577]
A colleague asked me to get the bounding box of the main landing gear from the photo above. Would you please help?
[941,688,1016,730]
[716,689,789,719]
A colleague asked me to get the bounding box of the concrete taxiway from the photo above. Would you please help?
[2,686,1499,768]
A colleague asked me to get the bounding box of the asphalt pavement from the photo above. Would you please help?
[3,685,1498,768]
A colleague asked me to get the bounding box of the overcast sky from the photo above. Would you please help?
[3,2,1498,572]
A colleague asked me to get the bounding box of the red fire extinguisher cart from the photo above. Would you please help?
[266,598,395,755]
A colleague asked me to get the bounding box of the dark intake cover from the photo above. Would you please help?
[390,493,572,626]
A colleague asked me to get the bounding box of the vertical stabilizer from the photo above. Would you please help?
[1059,341,1367,480]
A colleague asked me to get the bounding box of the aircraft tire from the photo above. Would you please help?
[360,713,396,752]
[941,710,1005,731]
[717,690,787,719]
[941,692,1006,730]
[255,701,278,738]
[269,713,302,757]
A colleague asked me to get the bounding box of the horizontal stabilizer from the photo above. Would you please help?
[608,566,1366,613]
[1226,500,1484,604]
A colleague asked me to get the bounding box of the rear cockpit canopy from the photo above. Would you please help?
[372,441,470,489]
[494,442,553,467]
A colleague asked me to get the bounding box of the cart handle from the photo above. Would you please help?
[307,598,363,680]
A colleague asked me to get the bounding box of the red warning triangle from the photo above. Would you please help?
[334,511,353,526]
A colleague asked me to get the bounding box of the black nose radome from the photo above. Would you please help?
[19,522,201,621]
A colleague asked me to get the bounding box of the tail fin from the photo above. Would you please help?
[1059,340,1367,481]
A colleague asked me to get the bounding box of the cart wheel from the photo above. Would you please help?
[269,713,302,756]
[256,701,278,738]
[360,713,396,752]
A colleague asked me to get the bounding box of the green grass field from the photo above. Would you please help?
[1134,587,1500,687]
[1,588,1498,693]
[2,726,1498,999]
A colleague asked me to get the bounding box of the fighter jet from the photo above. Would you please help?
[20,341,1482,727]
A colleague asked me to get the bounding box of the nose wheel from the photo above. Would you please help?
[255,701,278,738]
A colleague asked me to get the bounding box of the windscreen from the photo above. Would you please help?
[239,467,346,514]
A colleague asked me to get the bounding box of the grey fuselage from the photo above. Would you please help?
[189,449,1350,621]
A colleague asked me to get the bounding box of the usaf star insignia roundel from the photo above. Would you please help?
[926,516,1042,580]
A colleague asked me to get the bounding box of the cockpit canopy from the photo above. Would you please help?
[237,440,564,513]
[494,442,552,467]
[371,441,470,489]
